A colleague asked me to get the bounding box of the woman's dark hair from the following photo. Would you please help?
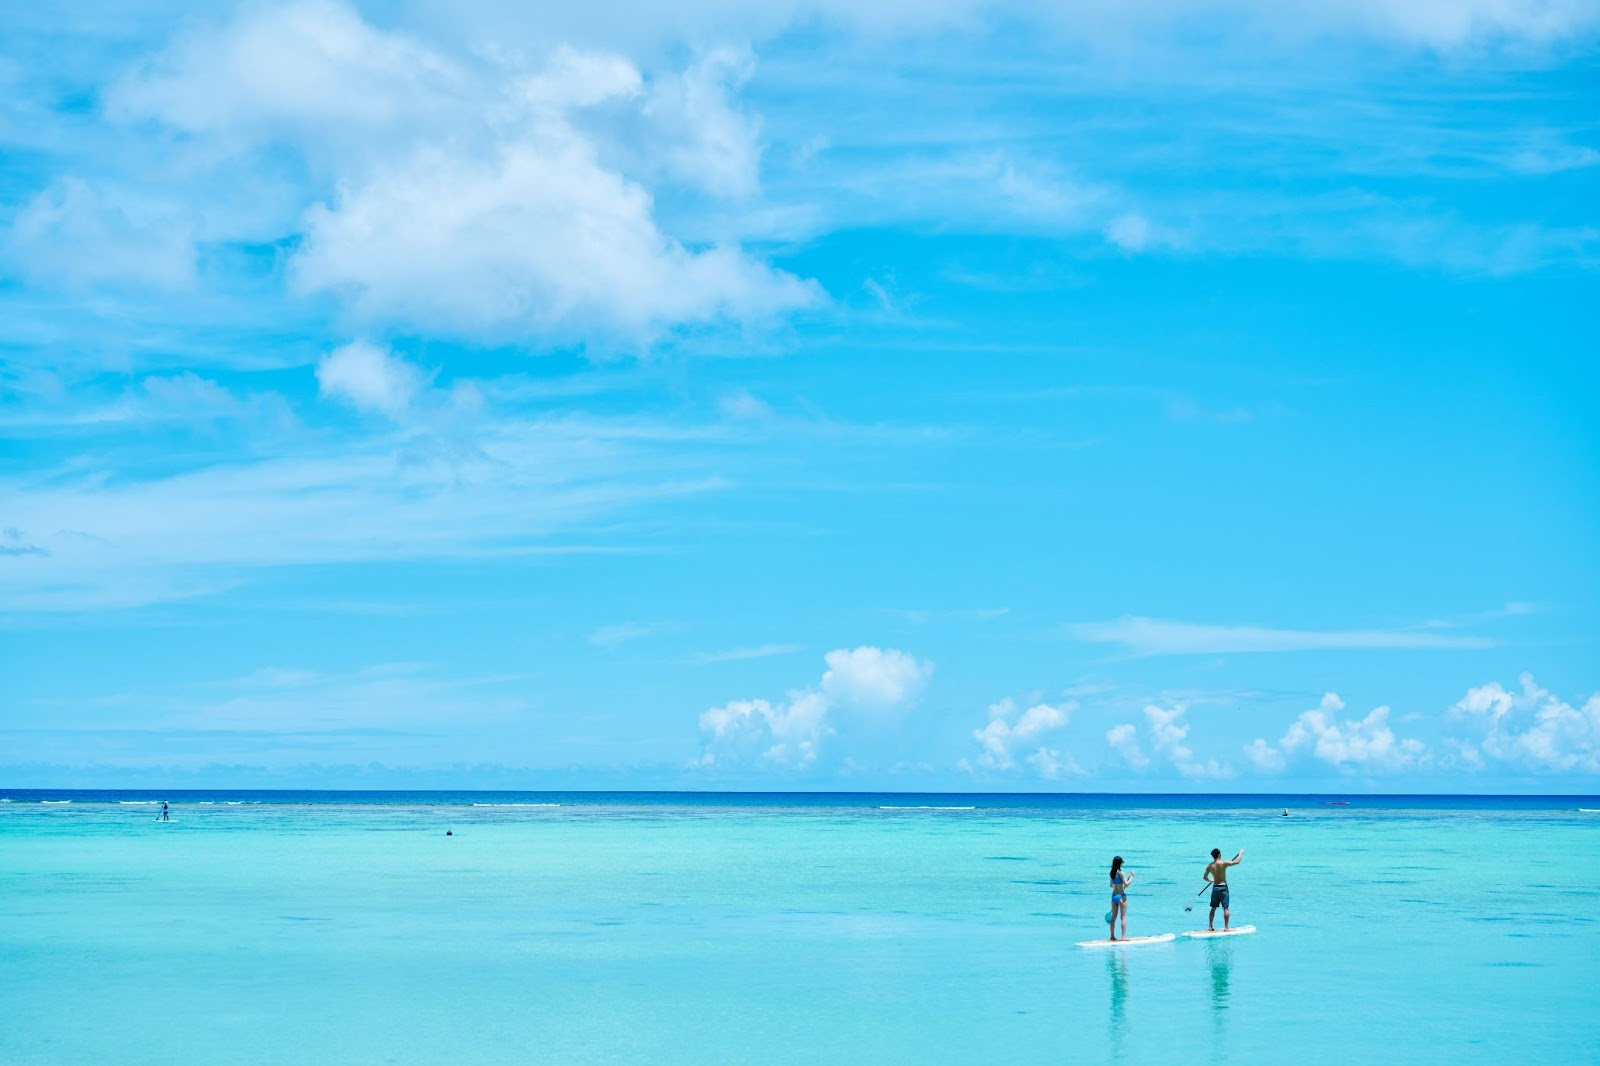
[1110,856,1123,879]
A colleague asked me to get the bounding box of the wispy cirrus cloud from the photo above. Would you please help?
[884,607,1010,624]
[588,621,667,648]
[0,412,726,612]
[690,643,802,664]
[1071,616,1496,655]
[13,659,524,728]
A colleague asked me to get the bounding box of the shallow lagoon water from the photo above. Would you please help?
[2,792,1597,1064]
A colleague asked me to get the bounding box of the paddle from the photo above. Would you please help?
[1183,883,1211,912]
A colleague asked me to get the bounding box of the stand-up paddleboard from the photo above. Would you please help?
[1077,933,1176,948]
[1183,925,1256,938]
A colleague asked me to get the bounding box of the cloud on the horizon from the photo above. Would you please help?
[1106,702,1230,779]
[1449,673,1600,773]
[2,659,536,770]
[696,645,932,769]
[1072,616,1496,655]
[1246,692,1427,775]
[964,697,1081,779]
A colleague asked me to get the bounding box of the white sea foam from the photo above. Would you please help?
[121,801,157,805]
[41,800,71,804]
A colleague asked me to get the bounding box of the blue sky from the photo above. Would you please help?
[2,0,1597,791]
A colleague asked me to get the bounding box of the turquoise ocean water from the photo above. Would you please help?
[3,791,1597,1064]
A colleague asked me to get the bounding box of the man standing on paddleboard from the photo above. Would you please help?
[1203,847,1243,931]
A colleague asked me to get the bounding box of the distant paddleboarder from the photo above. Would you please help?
[1203,847,1243,931]
[1108,856,1134,941]
[160,801,169,822]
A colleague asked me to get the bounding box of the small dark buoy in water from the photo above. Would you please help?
[446,830,453,836]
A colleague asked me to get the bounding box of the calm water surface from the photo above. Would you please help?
[3,792,1597,1064]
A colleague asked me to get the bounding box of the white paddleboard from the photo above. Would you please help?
[1182,925,1256,938]
[1076,933,1176,948]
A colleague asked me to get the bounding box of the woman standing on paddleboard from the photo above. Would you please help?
[1108,856,1133,940]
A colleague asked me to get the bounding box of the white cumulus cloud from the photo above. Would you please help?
[1025,747,1082,780]
[1106,703,1229,778]
[292,135,817,344]
[697,645,932,769]
[105,2,820,347]
[1250,692,1427,775]
[698,691,833,768]
[1242,737,1286,773]
[969,697,1080,777]
[107,0,467,144]
[315,341,427,418]
[1450,673,1600,773]
[820,646,933,707]
[1106,722,1148,771]
[642,46,764,199]
[1148,703,1230,778]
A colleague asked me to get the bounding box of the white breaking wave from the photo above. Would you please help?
[121,801,158,804]
[41,800,71,804]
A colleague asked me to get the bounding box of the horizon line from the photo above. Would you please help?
[5,787,1598,799]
